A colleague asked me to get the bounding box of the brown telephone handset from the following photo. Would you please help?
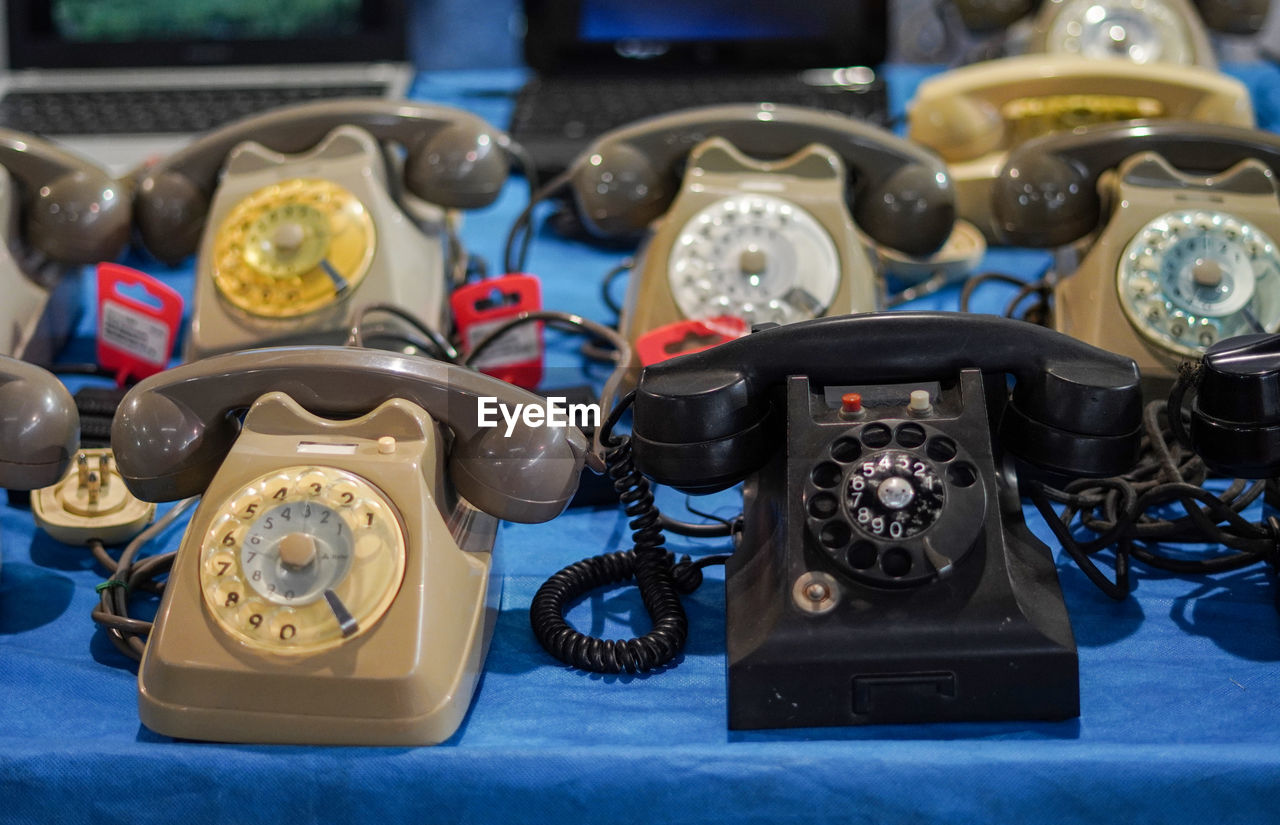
[0,131,129,363]
[562,103,958,366]
[992,120,1280,393]
[907,55,1254,241]
[110,346,588,744]
[133,100,517,360]
[1,355,78,568]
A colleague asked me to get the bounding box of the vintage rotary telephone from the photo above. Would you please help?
[951,0,1267,61]
[907,56,1253,241]
[1,355,78,567]
[110,346,589,745]
[133,100,516,361]
[556,104,958,365]
[623,312,1143,727]
[0,130,130,364]
[992,120,1280,396]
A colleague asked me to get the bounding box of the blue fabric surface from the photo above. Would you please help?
[3,65,1280,825]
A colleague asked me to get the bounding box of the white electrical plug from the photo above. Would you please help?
[33,448,156,546]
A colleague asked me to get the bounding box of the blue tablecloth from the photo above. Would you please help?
[3,65,1280,825]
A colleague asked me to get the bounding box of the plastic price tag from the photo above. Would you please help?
[451,274,543,389]
[635,316,748,366]
[96,263,183,383]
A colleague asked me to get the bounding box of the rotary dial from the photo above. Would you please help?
[667,193,840,326]
[1043,0,1193,64]
[212,178,376,319]
[846,450,946,541]
[1118,210,1280,357]
[199,466,405,655]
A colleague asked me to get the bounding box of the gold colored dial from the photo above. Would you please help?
[199,466,406,655]
[212,179,375,319]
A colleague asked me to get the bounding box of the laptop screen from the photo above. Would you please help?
[579,1,831,43]
[6,0,407,70]
[524,0,887,73]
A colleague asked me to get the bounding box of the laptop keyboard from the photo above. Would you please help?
[0,84,388,136]
[510,73,889,176]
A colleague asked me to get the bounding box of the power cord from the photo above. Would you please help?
[91,497,199,661]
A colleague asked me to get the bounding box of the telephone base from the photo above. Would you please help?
[725,372,1079,729]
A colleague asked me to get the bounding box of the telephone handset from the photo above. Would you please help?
[631,311,1143,727]
[1178,333,1280,478]
[0,130,129,363]
[907,55,1253,241]
[993,120,1280,392]
[564,103,957,365]
[134,100,515,361]
[1,355,78,488]
[1,355,78,567]
[111,346,589,745]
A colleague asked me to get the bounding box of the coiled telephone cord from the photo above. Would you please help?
[530,392,726,674]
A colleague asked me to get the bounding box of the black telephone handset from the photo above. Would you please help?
[634,311,1143,491]
[134,99,515,265]
[1179,333,1280,478]
[629,311,1143,728]
[565,103,956,258]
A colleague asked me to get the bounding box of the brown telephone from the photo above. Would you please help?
[0,131,129,363]
[133,100,516,360]
[992,120,1280,394]
[907,55,1254,242]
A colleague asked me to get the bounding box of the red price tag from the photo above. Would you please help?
[451,274,544,389]
[96,263,183,383]
[635,316,748,366]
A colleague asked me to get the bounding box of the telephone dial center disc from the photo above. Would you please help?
[212,179,376,320]
[198,466,406,655]
[1118,210,1280,357]
[1042,0,1193,64]
[667,193,839,327]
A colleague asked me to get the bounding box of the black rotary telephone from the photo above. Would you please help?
[619,311,1143,728]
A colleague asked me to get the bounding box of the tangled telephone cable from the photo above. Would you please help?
[529,390,732,674]
[1029,366,1277,600]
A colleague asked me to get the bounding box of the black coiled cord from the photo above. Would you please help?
[530,391,724,674]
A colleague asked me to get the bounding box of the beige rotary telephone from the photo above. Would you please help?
[111,347,589,745]
[907,55,1253,242]
[952,0,1268,63]
[0,131,129,363]
[134,100,516,361]
[563,104,958,368]
[992,120,1280,394]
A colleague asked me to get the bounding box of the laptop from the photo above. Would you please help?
[0,0,412,172]
[511,0,890,178]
